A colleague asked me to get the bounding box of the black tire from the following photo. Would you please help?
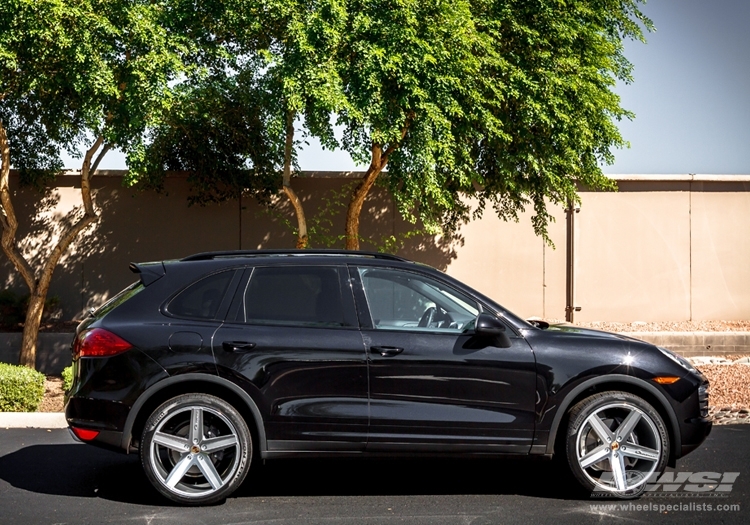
[565,391,669,499]
[141,393,252,505]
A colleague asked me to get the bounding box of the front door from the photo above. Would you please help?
[352,265,537,454]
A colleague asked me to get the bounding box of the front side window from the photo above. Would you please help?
[358,267,479,333]
[243,266,351,327]
[167,270,235,319]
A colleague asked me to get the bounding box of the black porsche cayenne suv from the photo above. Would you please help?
[65,250,711,505]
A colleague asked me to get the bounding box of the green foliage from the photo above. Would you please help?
[0,289,60,330]
[129,0,349,205]
[0,362,45,412]
[127,75,282,205]
[129,0,652,246]
[333,0,653,243]
[0,0,192,181]
[61,365,73,392]
[2,0,654,251]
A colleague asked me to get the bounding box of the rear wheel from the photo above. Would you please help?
[566,391,669,499]
[141,393,251,505]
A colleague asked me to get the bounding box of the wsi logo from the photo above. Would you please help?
[592,471,740,498]
[643,472,740,497]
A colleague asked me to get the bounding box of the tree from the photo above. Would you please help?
[126,74,282,206]
[333,0,652,249]
[0,0,188,368]
[132,0,348,249]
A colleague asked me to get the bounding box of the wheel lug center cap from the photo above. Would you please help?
[610,441,620,451]
[191,445,200,454]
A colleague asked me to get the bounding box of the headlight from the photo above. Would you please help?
[657,346,696,372]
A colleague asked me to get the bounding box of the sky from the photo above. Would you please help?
[63,0,750,175]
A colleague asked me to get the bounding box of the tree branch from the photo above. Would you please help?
[282,110,308,248]
[344,116,413,250]
[380,118,412,168]
[80,136,104,216]
[89,143,112,177]
[0,120,37,290]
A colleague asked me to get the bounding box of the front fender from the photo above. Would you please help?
[542,374,681,461]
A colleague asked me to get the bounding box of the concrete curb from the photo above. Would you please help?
[617,331,750,357]
[0,412,67,429]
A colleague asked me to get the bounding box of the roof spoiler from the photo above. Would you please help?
[129,262,166,286]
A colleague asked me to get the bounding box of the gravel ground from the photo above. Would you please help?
[691,355,750,424]
[544,319,750,332]
[39,377,64,413]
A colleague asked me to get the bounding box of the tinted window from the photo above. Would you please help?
[168,270,235,319]
[358,267,479,333]
[243,266,350,327]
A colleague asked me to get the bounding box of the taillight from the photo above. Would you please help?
[73,328,133,358]
[70,426,100,441]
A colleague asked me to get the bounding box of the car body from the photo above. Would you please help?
[65,250,711,504]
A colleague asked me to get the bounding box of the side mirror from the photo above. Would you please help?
[475,313,512,348]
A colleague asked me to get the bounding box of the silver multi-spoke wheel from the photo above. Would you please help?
[141,394,251,505]
[567,392,669,498]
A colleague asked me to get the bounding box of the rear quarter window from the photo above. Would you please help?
[167,270,236,319]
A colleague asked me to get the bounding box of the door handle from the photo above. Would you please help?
[372,346,404,357]
[222,341,257,352]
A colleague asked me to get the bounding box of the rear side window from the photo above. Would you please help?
[243,266,352,327]
[168,270,235,319]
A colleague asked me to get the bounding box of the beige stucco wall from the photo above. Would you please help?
[574,184,692,323]
[1,172,749,323]
[690,180,750,320]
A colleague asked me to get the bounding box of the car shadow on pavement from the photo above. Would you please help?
[0,443,163,505]
[0,443,584,505]
[239,456,584,501]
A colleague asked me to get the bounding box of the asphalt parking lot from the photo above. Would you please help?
[0,425,747,525]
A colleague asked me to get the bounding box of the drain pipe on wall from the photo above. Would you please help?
[565,200,581,323]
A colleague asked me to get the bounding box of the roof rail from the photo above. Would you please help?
[180,249,410,262]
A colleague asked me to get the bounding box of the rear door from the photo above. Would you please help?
[352,265,537,454]
[213,264,368,454]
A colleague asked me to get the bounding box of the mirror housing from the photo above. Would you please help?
[475,313,512,348]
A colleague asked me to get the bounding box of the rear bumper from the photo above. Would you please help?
[67,425,127,454]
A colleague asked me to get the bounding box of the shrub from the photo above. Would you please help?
[62,365,73,392]
[0,363,45,412]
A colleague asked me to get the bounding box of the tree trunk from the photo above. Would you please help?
[344,144,385,250]
[5,134,106,368]
[0,121,36,291]
[282,110,308,248]
[19,290,45,369]
[344,121,410,250]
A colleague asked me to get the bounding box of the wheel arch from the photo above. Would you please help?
[546,374,681,466]
[122,373,267,456]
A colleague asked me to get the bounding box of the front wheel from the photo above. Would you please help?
[566,391,669,499]
[141,393,252,505]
